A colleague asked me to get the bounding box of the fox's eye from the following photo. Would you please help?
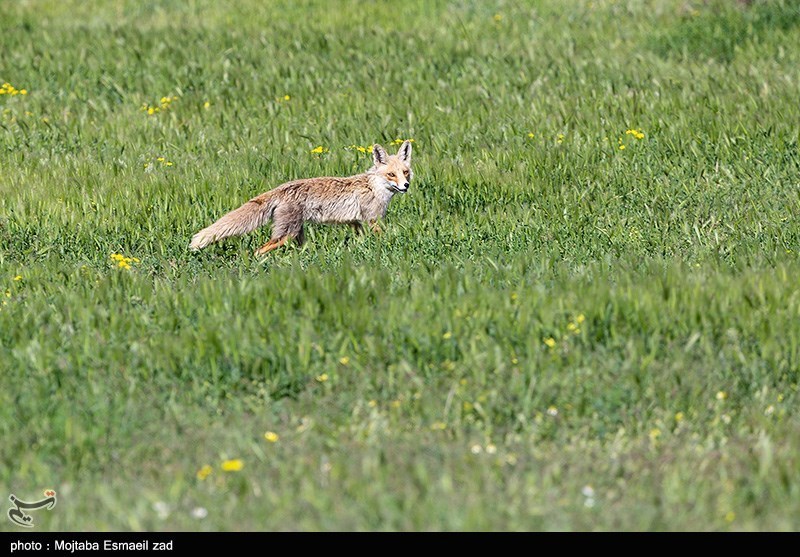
[387,172,395,178]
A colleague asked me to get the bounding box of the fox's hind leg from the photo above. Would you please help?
[255,228,304,255]
[255,236,289,255]
[255,204,304,256]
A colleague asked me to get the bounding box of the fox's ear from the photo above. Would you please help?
[397,140,412,164]
[372,144,388,166]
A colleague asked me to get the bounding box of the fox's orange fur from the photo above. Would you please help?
[190,141,413,255]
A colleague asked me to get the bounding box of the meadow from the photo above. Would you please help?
[1,0,799,531]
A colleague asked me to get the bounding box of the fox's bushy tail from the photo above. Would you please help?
[190,193,277,250]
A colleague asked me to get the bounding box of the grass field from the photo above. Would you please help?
[2,0,800,531]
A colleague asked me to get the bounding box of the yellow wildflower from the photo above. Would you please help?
[142,95,177,116]
[576,314,585,324]
[544,337,556,348]
[493,14,503,22]
[339,356,349,365]
[348,144,373,154]
[442,331,452,339]
[221,459,243,472]
[716,391,728,401]
[147,157,173,167]
[110,253,138,270]
[675,411,685,422]
[196,464,213,480]
[13,275,22,281]
[310,146,329,154]
[368,400,377,408]
[390,138,414,145]
[649,428,661,441]
[264,431,279,443]
[283,95,290,101]
[316,373,329,382]
[0,82,27,96]
[527,132,535,138]
[203,101,211,109]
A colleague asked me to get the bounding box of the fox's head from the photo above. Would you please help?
[370,140,413,194]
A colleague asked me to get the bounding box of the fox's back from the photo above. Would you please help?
[272,174,376,223]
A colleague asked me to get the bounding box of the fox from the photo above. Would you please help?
[190,140,413,255]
